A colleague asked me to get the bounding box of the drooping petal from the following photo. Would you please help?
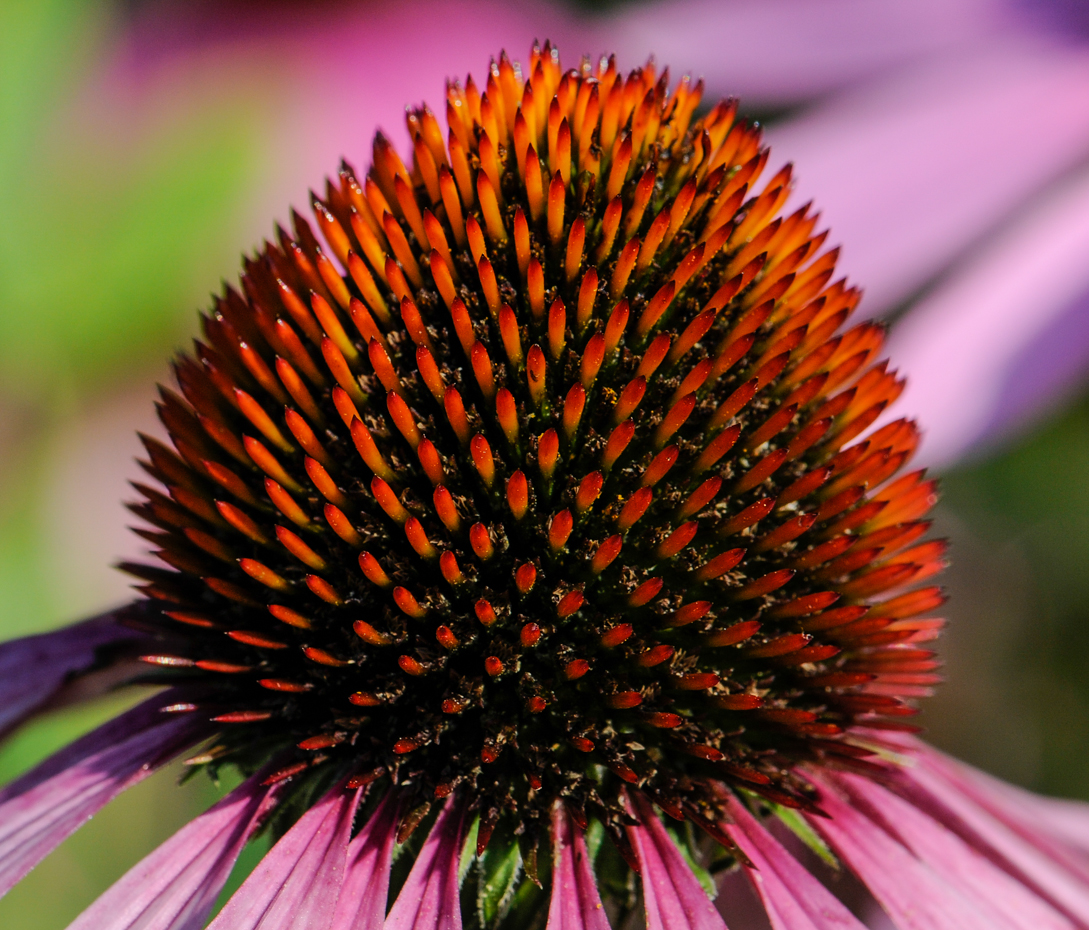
[329,792,400,930]
[0,690,208,899]
[886,746,1089,923]
[547,803,611,930]
[207,782,361,930]
[385,795,466,930]
[769,40,1089,317]
[626,792,728,930]
[829,771,1074,930]
[806,772,1022,930]
[883,164,1089,467]
[720,794,865,930]
[935,758,1089,862]
[66,767,281,930]
[0,613,141,738]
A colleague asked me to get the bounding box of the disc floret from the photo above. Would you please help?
[130,42,943,849]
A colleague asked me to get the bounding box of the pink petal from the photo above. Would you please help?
[329,792,400,930]
[886,748,1089,923]
[66,767,281,930]
[720,794,865,930]
[546,804,611,930]
[178,1,584,237]
[626,792,728,930]
[607,0,1000,105]
[806,772,1016,930]
[828,771,1073,930]
[385,795,467,930]
[0,690,208,898]
[951,771,1089,863]
[883,164,1089,468]
[207,782,362,930]
[768,39,1089,316]
[0,613,141,738]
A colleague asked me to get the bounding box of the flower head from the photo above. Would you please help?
[4,39,1089,930]
[127,40,934,839]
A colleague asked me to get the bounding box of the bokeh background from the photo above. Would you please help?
[2,0,1089,925]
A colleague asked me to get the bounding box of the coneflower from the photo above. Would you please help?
[2,41,1087,930]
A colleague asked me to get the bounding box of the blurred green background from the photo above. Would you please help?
[2,0,1089,926]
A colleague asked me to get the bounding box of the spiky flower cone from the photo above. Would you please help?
[129,42,942,890]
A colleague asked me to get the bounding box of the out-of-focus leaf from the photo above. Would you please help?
[938,392,1089,801]
[0,113,260,397]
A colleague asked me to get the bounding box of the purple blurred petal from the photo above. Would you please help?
[207,782,361,930]
[608,0,1003,104]
[328,792,399,930]
[806,773,1014,930]
[768,39,1089,316]
[178,1,586,234]
[720,794,865,930]
[385,795,466,930]
[99,0,1010,263]
[66,767,281,930]
[829,771,1073,930]
[626,792,727,930]
[0,612,141,738]
[546,803,611,930]
[0,690,208,898]
[984,283,1089,443]
[112,0,1003,118]
[884,165,1089,467]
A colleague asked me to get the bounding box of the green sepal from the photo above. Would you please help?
[460,815,481,884]
[476,834,523,928]
[584,819,605,863]
[518,829,542,887]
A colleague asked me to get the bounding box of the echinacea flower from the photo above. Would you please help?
[5,40,1089,930]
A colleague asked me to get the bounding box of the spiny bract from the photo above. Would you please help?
[128,42,944,859]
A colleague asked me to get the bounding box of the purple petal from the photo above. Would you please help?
[607,0,999,105]
[66,767,281,930]
[768,39,1089,317]
[546,804,611,930]
[886,744,1089,923]
[883,165,1089,468]
[720,794,865,930]
[947,768,1089,861]
[806,772,1021,930]
[191,1,586,235]
[828,771,1073,930]
[626,792,728,930]
[207,782,361,930]
[0,612,141,738]
[385,795,467,930]
[0,690,208,898]
[329,792,400,930]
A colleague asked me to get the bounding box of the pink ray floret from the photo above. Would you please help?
[721,792,865,930]
[626,791,728,930]
[329,792,400,930]
[0,690,208,898]
[66,767,281,930]
[207,781,361,930]
[385,795,466,930]
[546,804,611,930]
